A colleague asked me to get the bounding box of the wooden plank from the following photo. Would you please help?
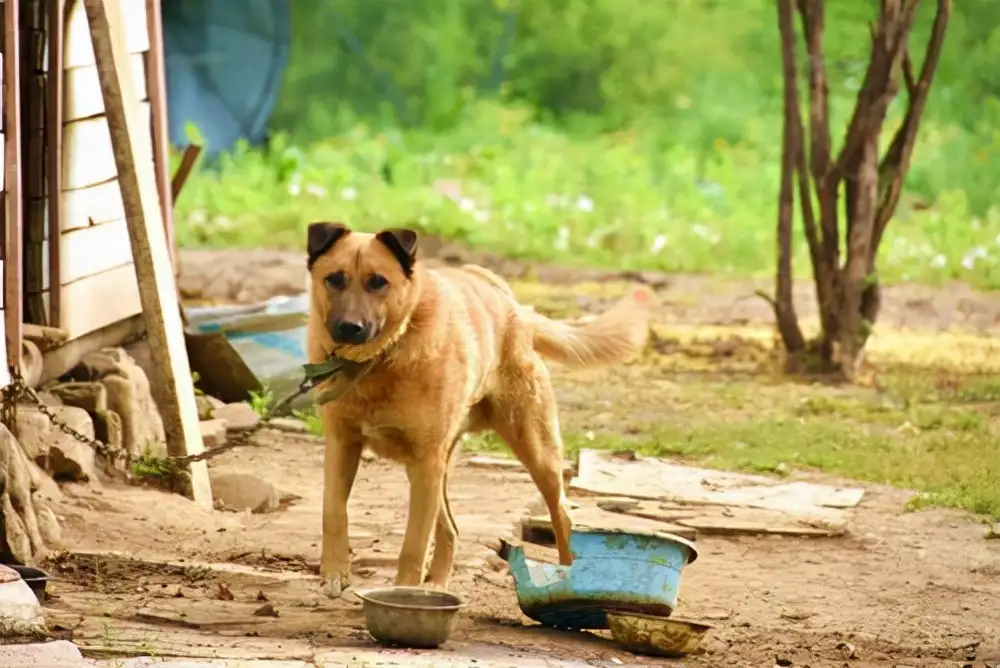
[521,504,698,545]
[570,449,865,516]
[62,101,151,190]
[0,309,8,387]
[38,314,145,385]
[58,263,141,337]
[62,178,125,232]
[23,323,70,342]
[64,53,147,121]
[60,219,134,284]
[0,131,5,191]
[65,0,148,68]
[144,0,174,266]
[596,499,847,538]
[48,0,66,327]
[4,0,24,372]
[84,0,213,509]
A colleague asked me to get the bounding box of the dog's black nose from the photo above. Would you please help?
[333,320,368,344]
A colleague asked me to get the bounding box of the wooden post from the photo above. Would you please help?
[4,0,23,374]
[82,0,212,509]
[46,0,65,328]
[144,0,174,266]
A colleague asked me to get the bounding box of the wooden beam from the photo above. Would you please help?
[83,0,212,509]
[144,0,174,266]
[4,0,24,373]
[170,143,201,203]
[48,0,66,328]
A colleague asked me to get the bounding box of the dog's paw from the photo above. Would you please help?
[321,572,351,598]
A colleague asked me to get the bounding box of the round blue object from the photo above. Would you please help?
[568,528,699,616]
[161,0,290,155]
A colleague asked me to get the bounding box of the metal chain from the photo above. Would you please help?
[0,371,323,470]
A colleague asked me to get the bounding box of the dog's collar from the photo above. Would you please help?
[303,355,372,405]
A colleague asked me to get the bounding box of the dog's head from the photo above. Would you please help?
[307,222,421,358]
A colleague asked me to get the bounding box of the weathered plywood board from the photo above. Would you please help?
[64,0,148,68]
[63,101,151,190]
[58,262,142,337]
[64,53,147,121]
[571,450,865,519]
[60,219,134,284]
[61,178,126,232]
[0,132,4,191]
[597,498,848,538]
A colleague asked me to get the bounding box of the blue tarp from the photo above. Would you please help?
[161,0,290,155]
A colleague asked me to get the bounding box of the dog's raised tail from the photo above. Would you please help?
[522,287,655,368]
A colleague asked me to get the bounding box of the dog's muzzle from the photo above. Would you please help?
[330,319,372,345]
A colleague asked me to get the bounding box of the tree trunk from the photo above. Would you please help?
[768,0,952,380]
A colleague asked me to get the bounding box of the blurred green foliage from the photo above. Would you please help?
[176,0,1000,287]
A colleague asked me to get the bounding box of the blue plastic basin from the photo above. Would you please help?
[506,527,698,630]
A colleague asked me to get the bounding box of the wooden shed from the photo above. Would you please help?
[1,0,174,388]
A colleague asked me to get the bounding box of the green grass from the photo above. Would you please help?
[175,100,1000,290]
[459,369,1000,520]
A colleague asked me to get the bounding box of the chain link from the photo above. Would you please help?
[0,371,321,470]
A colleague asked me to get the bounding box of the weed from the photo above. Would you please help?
[292,407,324,436]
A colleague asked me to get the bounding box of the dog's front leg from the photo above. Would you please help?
[396,458,445,586]
[320,412,363,598]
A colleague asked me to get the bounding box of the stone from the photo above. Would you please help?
[0,640,82,667]
[14,405,98,482]
[34,502,63,550]
[268,417,309,434]
[0,565,45,639]
[195,394,216,420]
[214,402,260,432]
[46,381,108,414]
[0,428,49,564]
[26,459,63,504]
[92,410,125,465]
[33,391,63,407]
[200,419,228,449]
[77,348,167,458]
[209,470,280,514]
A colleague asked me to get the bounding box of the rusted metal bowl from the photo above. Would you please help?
[607,612,713,657]
[355,586,465,649]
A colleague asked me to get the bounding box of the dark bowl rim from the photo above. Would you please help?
[355,586,465,612]
[570,526,700,564]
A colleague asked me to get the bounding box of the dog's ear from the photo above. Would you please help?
[307,222,350,268]
[375,228,418,278]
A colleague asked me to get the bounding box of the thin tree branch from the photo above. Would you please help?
[797,0,839,265]
[829,0,915,182]
[869,21,917,97]
[773,0,807,353]
[872,0,951,253]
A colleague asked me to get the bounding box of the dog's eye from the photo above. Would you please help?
[325,271,347,290]
[366,274,389,291]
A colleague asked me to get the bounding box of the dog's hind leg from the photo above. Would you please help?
[489,370,574,566]
[425,437,462,588]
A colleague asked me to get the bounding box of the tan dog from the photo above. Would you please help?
[306,222,653,595]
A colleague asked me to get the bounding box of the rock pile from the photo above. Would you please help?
[1,344,310,566]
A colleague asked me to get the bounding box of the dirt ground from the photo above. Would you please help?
[44,431,1000,667]
[32,245,1000,667]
